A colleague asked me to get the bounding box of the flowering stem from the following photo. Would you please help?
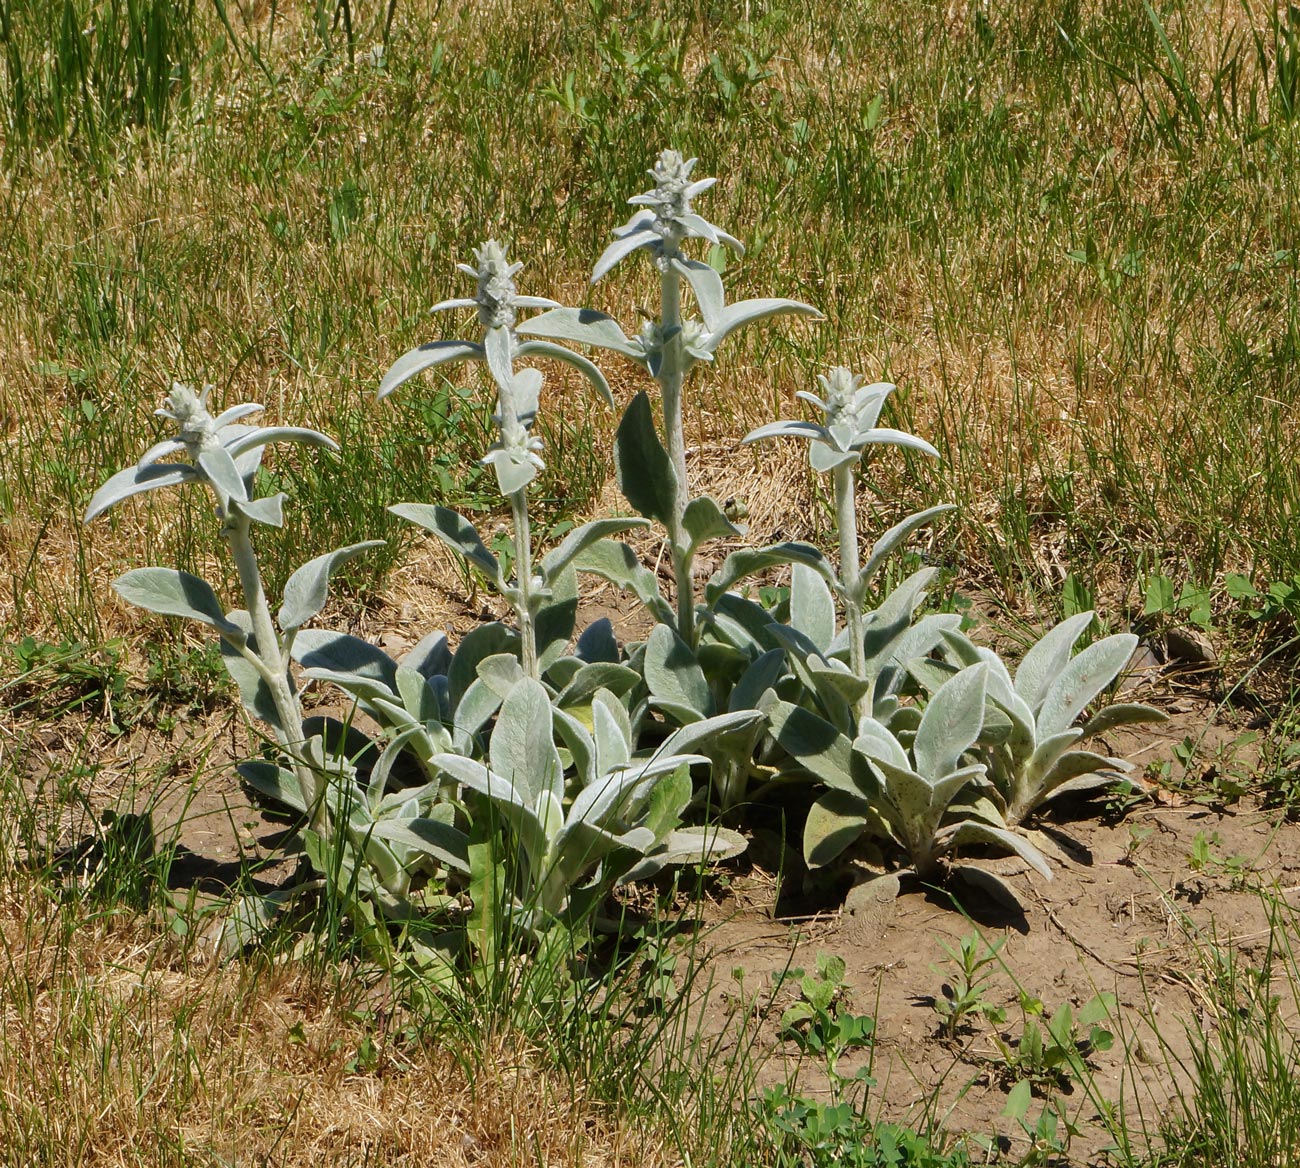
[510,487,539,679]
[658,251,696,644]
[834,461,866,685]
[224,510,329,835]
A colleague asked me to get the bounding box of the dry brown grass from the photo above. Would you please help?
[0,879,678,1168]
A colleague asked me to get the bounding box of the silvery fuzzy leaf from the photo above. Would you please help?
[84,462,199,522]
[593,226,660,282]
[681,494,745,556]
[853,428,941,459]
[853,719,911,773]
[279,540,384,632]
[791,562,837,654]
[617,823,746,884]
[378,340,484,399]
[516,307,639,357]
[552,705,596,784]
[877,762,935,831]
[237,760,307,814]
[1013,611,1096,712]
[223,426,340,458]
[557,822,656,885]
[729,648,786,713]
[432,753,548,866]
[1037,633,1139,740]
[489,677,562,807]
[390,503,499,580]
[368,818,470,874]
[674,211,721,244]
[699,297,820,354]
[567,765,656,829]
[644,624,712,717]
[1079,702,1168,739]
[504,367,544,426]
[232,493,287,528]
[945,821,1053,880]
[113,568,242,636]
[705,592,784,653]
[766,623,850,726]
[651,698,706,726]
[299,668,399,711]
[611,207,658,238]
[907,655,961,697]
[743,418,833,445]
[673,258,725,330]
[913,664,988,781]
[761,697,857,793]
[541,517,650,583]
[536,565,579,671]
[1023,728,1087,789]
[575,540,675,626]
[557,662,639,707]
[1044,748,1130,794]
[292,628,399,689]
[210,402,264,430]
[428,296,479,313]
[615,391,678,526]
[591,693,633,777]
[705,542,836,607]
[575,617,620,663]
[804,789,870,869]
[854,504,957,602]
[476,652,526,701]
[210,888,296,961]
[220,609,288,731]
[197,445,249,502]
[482,325,516,400]
[808,441,862,475]
[448,622,519,708]
[453,679,502,741]
[513,340,614,407]
[482,443,539,496]
[653,708,765,761]
[1044,769,1131,804]
[807,662,872,707]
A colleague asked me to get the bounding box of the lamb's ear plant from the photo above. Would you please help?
[430,677,755,930]
[799,663,1052,900]
[743,366,954,709]
[84,383,372,837]
[914,612,1167,825]
[377,240,642,679]
[517,150,822,645]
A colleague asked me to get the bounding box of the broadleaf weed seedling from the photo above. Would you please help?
[929,932,1007,1040]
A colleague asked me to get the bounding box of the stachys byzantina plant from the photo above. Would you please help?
[517,150,824,647]
[912,612,1167,826]
[84,383,472,948]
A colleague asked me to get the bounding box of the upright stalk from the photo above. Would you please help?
[834,461,866,684]
[658,247,696,643]
[225,512,328,834]
[509,487,538,678]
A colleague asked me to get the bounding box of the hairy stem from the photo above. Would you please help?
[835,461,865,682]
[658,254,695,643]
[225,510,328,835]
[510,487,538,679]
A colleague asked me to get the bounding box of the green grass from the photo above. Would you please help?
[2,0,1298,640]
